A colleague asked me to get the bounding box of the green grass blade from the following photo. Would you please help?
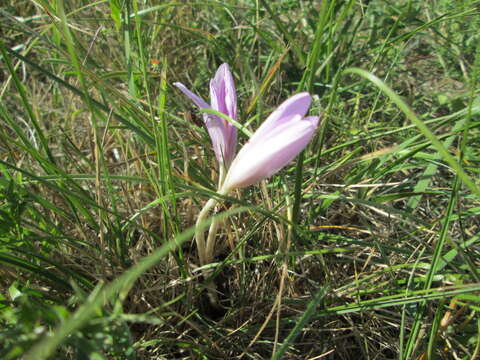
[343,67,480,197]
[271,285,329,360]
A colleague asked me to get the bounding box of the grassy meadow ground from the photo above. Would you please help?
[1,0,480,359]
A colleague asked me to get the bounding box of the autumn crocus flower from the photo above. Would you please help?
[202,91,319,268]
[195,91,319,306]
[220,92,319,192]
[173,63,237,169]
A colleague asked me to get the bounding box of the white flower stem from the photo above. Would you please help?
[204,165,228,263]
[195,165,228,265]
[218,164,226,190]
[205,214,222,264]
[195,196,220,306]
[195,197,218,266]
[194,165,231,307]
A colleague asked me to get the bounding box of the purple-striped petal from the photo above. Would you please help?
[209,63,238,165]
[210,63,237,121]
[203,117,228,163]
[174,64,238,167]
[173,82,210,109]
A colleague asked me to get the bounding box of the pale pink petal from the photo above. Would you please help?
[223,115,319,189]
[249,92,312,145]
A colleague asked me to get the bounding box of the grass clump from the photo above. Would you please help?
[1,0,480,359]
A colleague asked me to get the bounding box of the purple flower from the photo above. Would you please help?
[174,63,237,168]
[221,92,319,191]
